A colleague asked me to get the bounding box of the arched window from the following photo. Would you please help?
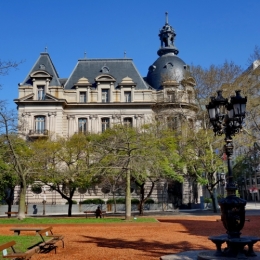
[101,118,110,132]
[35,116,45,134]
[78,118,87,133]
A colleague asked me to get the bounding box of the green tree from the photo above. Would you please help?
[94,123,183,218]
[180,126,225,212]
[32,134,97,216]
[0,109,35,219]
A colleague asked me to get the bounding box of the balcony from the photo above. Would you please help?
[28,129,48,139]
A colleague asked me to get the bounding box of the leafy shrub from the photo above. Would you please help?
[31,184,42,194]
[106,198,140,204]
[80,198,105,204]
[204,197,212,203]
[65,200,77,204]
[131,198,140,204]
[145,198,155,204]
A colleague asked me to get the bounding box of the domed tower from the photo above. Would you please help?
[147,13,200,209]
[147,12,198,127]
[147,12,192,90]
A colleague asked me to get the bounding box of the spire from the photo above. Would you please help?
[165,11,168,25]
[157,12,179,56]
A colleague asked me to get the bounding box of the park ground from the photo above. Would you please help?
[1,214,260,260]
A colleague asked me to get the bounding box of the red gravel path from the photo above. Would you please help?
[1,215,260,260]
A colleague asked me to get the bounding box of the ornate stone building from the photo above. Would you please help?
[14,13,200,208]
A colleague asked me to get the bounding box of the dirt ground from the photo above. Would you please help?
[1,215,260,260]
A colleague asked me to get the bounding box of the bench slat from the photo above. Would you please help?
[0,240,37,260]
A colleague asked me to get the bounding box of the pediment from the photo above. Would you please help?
[45,93,59,101]
[75,77,91,86]
[19,93,34,101]
[121,76,134,84]
[95,74,116,82]
[30,70,52,78]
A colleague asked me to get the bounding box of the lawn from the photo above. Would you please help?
[0,216,157,225]
[0,235,43,260]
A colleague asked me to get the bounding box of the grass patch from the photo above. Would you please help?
[0,235,43,260]
[0,217,157,225]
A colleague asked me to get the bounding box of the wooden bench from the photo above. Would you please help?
[10,227,45,236]
[0,240,37,259]
[83,210,106,218]
[5,211,27,218]
[37,227,64,254]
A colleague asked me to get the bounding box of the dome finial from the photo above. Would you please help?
[157,12,179,56]
[165,12,168,25]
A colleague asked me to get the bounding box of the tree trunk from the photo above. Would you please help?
[17,179,27,220]
[5,187,14,218]
[210,192,217,213]
[68,200,73,217]
[125,169,131,220]
[138,184,145,215]
[112,193,117,213]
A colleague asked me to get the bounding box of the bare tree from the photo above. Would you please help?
[0,59,22,88]
[0,108,34,219]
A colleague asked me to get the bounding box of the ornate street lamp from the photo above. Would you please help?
[202,90,260,258]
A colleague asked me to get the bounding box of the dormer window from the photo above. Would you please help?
[168,91,176,102]
[187,91,192,103]
[124,91,131,102]
[102,89,109,103]
[80,92,87,103]
[37,85,45,100]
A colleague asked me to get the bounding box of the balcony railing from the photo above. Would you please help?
[28,129,48,136]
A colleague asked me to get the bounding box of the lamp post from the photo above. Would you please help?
[204,90,259,258]
[217,172,226,198]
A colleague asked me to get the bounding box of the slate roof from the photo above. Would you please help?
[22,53,61,87]
[64,59,150,90]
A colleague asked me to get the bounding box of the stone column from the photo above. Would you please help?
[48,112,57,137]
[135,114,144,128]
[89,115,97,133]
[21,112,31,134]
[67,115,75,137]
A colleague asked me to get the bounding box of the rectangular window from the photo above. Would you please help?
[79,92,87,103]
[78,118,87,133]
[102,89,109,103]
[124,91,131,102]
[101,118,110,132]
[35,116,45,134]
[167,117,178,130]
[123,118,132,127]
[188,91,192,103]
[168,91,176,102]
[37,85,45,100]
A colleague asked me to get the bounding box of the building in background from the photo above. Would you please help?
[14,13,199,208]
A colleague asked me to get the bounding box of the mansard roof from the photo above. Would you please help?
[22,53,61,87]
[64,59,149,90]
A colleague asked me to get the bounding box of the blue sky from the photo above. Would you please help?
[1,0,259,110]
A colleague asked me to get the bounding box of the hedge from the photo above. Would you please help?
[80,198,105,204]
[65,200,77,204]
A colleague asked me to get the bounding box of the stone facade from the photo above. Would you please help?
[13,14,201,208]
